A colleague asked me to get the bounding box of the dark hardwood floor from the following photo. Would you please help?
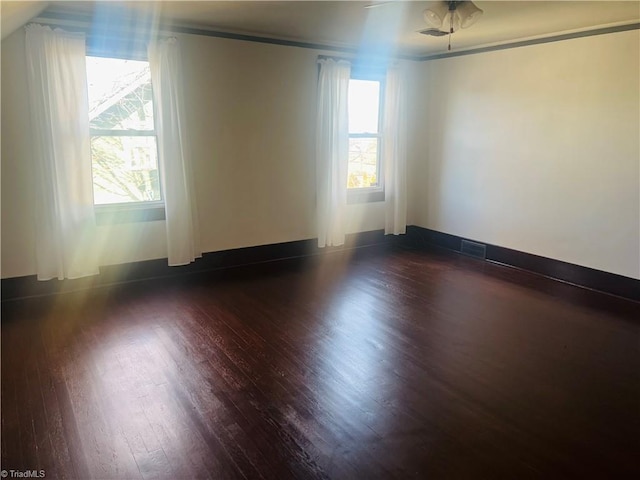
[2,246,639,479]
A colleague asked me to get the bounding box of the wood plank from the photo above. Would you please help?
[2,247,639,478]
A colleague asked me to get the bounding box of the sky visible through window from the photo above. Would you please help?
[86,56,150,114]
[348,79,380,134]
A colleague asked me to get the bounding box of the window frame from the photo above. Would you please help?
[85,48,165,224]
[347,70,386,205]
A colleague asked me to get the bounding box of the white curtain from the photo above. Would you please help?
[383,66,407,235]
[25,24,100,280]
[148,38,202,266]
[316,58,351,247]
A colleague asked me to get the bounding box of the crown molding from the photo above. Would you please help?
[418,22,640,61]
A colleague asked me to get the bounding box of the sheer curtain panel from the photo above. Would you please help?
[316,58,351,247]
[383,66,408,235]
[25,24,99,280]
[148,38,202,266]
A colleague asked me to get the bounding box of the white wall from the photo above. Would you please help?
[1,29,389,278]
[409,30,640,280]
[2,30,39,277]
[3,25,638,280]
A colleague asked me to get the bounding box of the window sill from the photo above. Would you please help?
[347,189,385,204]
[95,203,166,225]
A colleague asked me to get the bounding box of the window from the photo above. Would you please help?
[86,56,162,209]
[347,76,384,203]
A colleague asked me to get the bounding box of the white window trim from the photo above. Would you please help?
[86,51,166,223]
[347,72,386,204]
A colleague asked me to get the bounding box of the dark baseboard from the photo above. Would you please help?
[405,226,640,302]
[1,230,400,302]
[4,227,638,303]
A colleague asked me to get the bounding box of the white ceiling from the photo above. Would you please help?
[3,1,640,56]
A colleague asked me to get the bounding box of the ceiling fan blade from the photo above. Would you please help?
[419,28,449,37]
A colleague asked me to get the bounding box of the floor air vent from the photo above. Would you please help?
[461,239,487,259]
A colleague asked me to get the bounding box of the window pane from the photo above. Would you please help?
[86,56,154,130]
[348,137,379,188]
[348,79,380,134]
[91,136,161,205]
